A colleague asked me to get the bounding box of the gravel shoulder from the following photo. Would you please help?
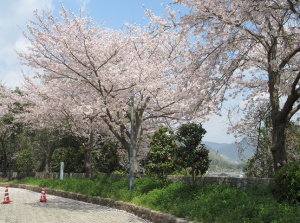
[0,186,152,223]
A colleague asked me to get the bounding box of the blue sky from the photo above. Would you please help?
[0,0,246,145]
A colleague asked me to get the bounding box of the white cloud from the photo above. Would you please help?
[14,37,32,55]
[0,0,54,91]
[76,0,90,11]
[201,105,237,144]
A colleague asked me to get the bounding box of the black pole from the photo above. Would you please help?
[8,133,12,181]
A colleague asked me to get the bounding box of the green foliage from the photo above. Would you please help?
[56,132,84,151]
[169,166,190,176]
[174,122,211,188]
[0,87,31,138]
[293,127,300,159]
[113,169,129,174]
[50,146,98,173]
[242,126,275,178]
[15,149,35,175]
[170,166,209,177]
[241,102,300,178]
[200,149,244,172]
[93,141,126,178]
[140,126,180,188]
[274,161,300,205]
[6,175,300,223]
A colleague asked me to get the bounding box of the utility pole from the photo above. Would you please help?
[8,133,12,181]
[129,89,134,191]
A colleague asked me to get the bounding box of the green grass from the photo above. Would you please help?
[1,174,299,223]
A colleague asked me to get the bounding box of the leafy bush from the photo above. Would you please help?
[113,169,130,174]
[274,161,300,205]
[50,146,98,174]
[94,141,126,178]
[15,149,35,176]
[140,126,180,189]
[174,122,211,188]
[170,166,209,177]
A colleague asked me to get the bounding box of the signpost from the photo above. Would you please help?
[60,162,64,180]
[129,89,134,191]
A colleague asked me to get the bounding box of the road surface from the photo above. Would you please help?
[0,186,152,223]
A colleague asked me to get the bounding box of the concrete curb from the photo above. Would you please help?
[0,183,201,223]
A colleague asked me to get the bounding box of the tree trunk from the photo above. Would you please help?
[44,141,52,179]
[159,166,166,189]
[84,149,91,178]
[0,139,7,178]
[84,124,94,179]
[191,166,197,189]
[133,147,141,179]
[122,142,140,178]
[40,128,57,179]
[2,153,7,178]
[44,151,51,179]
[271,119,288,177]
[106,168,112,179]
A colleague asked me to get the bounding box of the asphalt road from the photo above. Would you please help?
[0,186,152,223]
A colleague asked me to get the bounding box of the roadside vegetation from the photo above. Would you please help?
[0,173,299,223]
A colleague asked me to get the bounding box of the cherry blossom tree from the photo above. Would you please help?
[38,79,119,178]
[8,75,119,178]
[227,101,300,178]
[0,82,14,178]
[3,79,68,178]
[15,5,200,178]
[0,81,27,178]
[145,0,300,176]
[5,75,147,178]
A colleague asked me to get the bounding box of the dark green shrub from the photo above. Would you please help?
[274,161,300,205]
[139,126,181,189]
[94,141,125,178]
[50,146,98,174]
[16,149,35,176]
[11,157,18,172]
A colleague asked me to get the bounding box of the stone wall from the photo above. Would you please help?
[8,172,275,191]
[101,173,275,191]
[7,172,86,179]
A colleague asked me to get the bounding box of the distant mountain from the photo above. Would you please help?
[134,140,255,170]
[201,144,217,154]
[171,140,254,165]
[203,141,255,164]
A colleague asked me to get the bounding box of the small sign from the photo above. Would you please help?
[60,162,64,180]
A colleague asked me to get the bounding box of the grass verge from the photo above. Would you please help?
[0,175,299,223]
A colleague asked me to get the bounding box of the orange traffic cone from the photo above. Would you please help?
[1,185,13,204]
[40,184,47,202]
